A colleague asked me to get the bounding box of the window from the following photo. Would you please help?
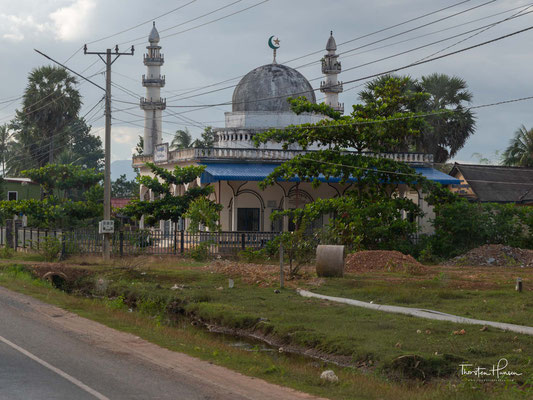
[237,208,260,231]
[7,191,17,201]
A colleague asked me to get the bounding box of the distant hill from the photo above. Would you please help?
[111,159,136,181]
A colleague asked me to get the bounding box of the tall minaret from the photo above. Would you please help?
[141,22,166,155]
[320,31,343,114]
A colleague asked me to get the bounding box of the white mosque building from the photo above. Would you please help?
[133,24,459,234]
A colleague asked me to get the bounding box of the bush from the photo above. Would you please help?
[427,201,533,259]
[0,246,14,259]
[38,236,63,262]
[190,241,212,262]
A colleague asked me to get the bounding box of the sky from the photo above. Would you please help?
[1,0,532,164]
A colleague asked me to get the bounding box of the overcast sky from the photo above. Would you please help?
[1,0,532,163]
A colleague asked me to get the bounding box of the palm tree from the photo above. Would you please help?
[502,125,533,167]
[171,128,193,150]
[10,66,81,167]
[417,73,476,163]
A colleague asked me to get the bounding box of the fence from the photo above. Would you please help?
[0,226,278,257]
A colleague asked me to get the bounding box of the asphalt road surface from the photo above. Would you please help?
[0,286,321,400]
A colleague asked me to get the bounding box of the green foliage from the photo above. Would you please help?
[0,164,103,228]
[111,174,139,198]
[122,162,216,225]
[171,128,193,150]
[184,197,222,233]
[360,73,475,163]
[238,247,266,263]
[38,236,62,262]
[263,227,315,277]
[190,241,212,262]
[57,118,104,170]
[8,66,82,171]
[135,136,144,156]
[254,79,450,253]
[427,200,533,258]
[0,246,14,259]
[502,125,533,167]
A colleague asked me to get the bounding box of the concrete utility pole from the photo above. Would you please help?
[84,45,134,260]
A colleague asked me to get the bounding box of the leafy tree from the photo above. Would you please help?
[59,118,104,170]
[122,162,220,228]
[360,73,475,162]
[502,125,533,167]
[195,126,217,148]
[111,174,139,198]
[0,164,103,228]
[9,66,82,169]
[254,77,451,250]
[171,128,193,150]
[184,197,222,233]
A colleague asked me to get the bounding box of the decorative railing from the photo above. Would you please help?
[142,74,165,86]
[132,147,434,167]
[320,81,343,93]
[140,97,167,109]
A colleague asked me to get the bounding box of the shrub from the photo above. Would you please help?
[38,236,62,262]
[427,200,533,258]
[190,241,212,262]
[0,246,14,259]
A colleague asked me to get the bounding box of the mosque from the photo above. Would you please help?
[132,24,459,234]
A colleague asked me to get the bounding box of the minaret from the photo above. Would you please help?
[320,31,343,113]
[141,22,166,155]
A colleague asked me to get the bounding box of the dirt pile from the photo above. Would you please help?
[448,244,533,267]
[345,250,426,274]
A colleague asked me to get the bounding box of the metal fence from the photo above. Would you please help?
[0,226,278,257]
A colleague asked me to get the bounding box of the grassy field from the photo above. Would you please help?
[0,254,532,399]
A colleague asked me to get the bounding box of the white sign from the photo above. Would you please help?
[99,220,115,234]
[154,143,169,163]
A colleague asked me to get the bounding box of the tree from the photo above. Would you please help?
[254,78,452,250]
[60,118,104,170]
[122,162,221,228]
[360,73,476,162]
[195,126,217,148]
[0,164,103,228]
[417,73,475,162]
[171,128,192,150]
[112,174,139,198]
[502,125,533,167]
[9,66,82,169]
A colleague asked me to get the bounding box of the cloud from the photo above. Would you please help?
[0,14,48,41]
[49,0,96,41]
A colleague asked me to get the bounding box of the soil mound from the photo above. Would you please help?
[345,250,425,273]
[448,244,533,267]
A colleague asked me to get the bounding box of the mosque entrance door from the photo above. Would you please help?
[237,208,260,231]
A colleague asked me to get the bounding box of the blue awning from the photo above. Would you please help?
[200,162,460,185]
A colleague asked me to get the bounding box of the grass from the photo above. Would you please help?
[0,260,532,399]
[310,266,533,326]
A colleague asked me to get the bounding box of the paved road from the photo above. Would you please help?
[0,287,322,400]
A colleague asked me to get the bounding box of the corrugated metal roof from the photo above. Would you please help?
[200,163,460,185]
[451,163,533,203]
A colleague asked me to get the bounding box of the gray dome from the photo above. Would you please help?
[232,63,316,112]
[326,31,337,51]
[149,23,160,43]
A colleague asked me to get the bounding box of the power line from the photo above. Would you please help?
[162,0,490,101]
[86,0,198,46]
[165,23,533,112]
[117,0,245,46]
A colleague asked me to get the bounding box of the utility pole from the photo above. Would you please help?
[84,45,134,261]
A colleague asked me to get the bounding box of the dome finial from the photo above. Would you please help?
[268,35,280,64]
[326,30,337,52]
[149,22,160,44]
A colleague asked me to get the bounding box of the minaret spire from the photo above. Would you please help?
[141,22,166,155]
[320,31,343,114]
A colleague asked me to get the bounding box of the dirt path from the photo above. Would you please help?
[0,286,326,400]
[298,289,533,336]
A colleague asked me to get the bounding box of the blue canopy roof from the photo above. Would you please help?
[200,162,460,185]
